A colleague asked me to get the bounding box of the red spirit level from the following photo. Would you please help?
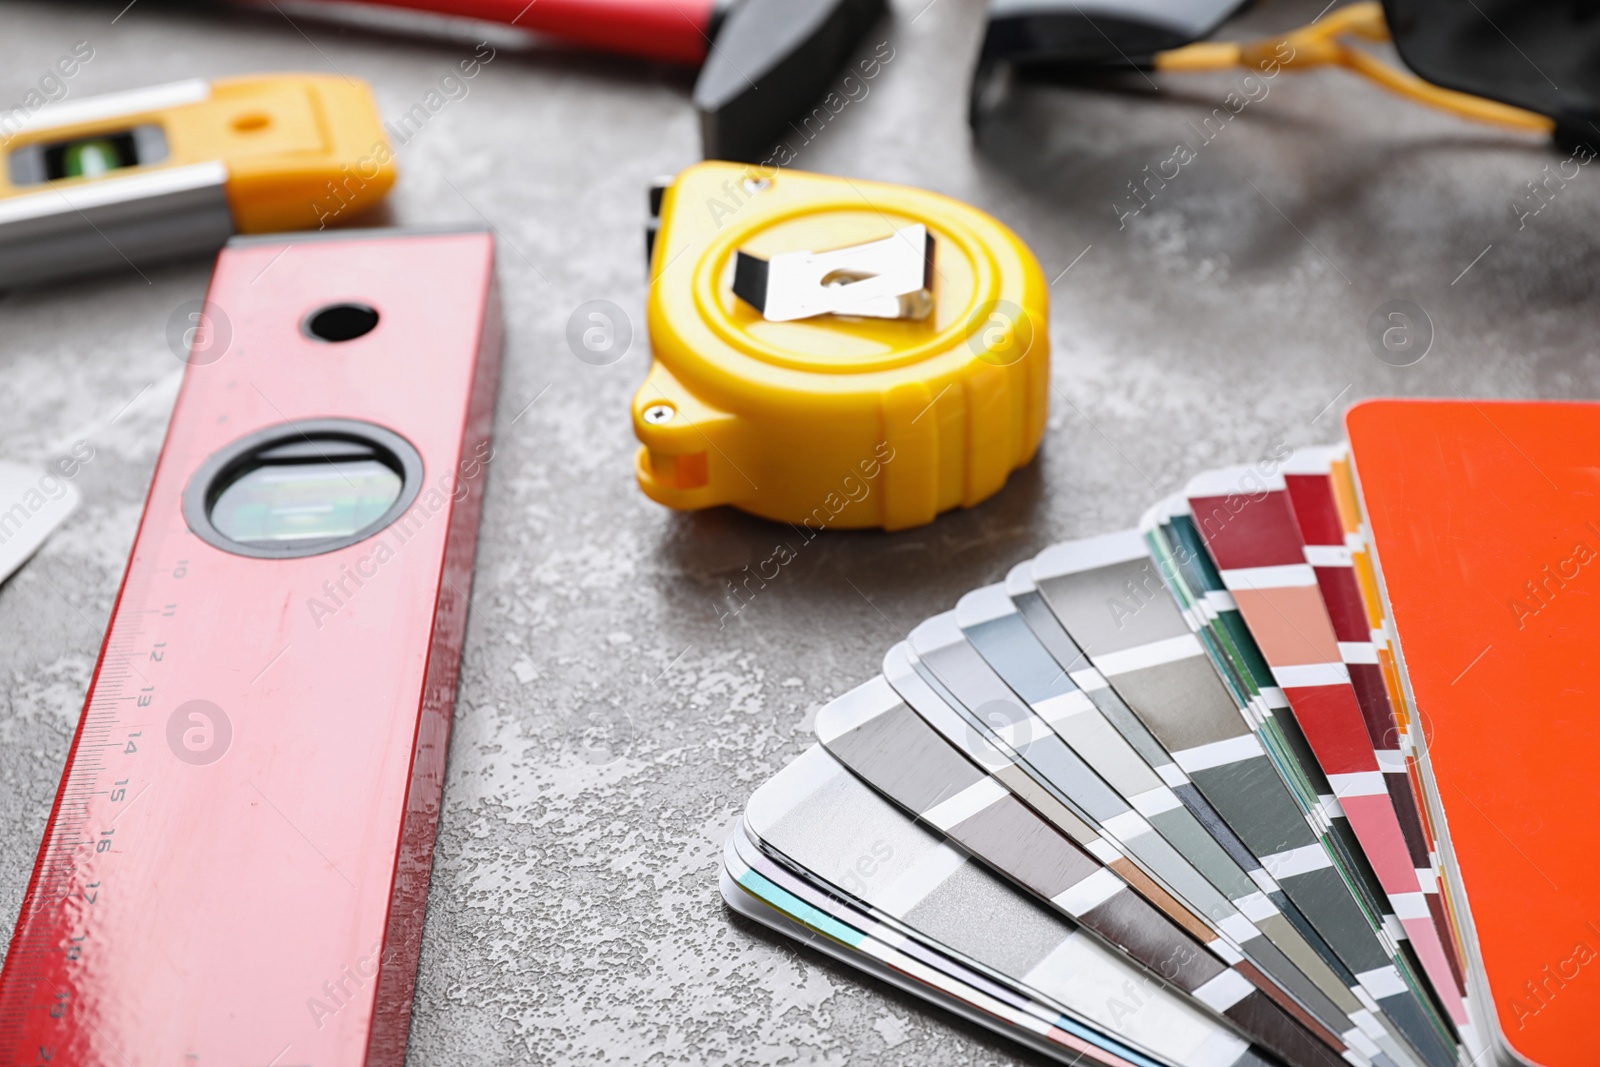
[0,227,501,1066]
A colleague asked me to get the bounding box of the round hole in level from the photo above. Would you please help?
[232,112,271,133]
[305,303,380,343]
[183,419,423,559]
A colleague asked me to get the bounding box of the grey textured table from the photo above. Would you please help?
[2,0,1596,1062]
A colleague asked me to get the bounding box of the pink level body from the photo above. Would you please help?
[0,228,501,1066]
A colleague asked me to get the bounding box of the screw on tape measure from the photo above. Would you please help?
[0,75,395,289]
[635,162,1049,531]
[0,227,501,1066]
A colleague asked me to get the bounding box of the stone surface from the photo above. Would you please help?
[1,0,1596,1062]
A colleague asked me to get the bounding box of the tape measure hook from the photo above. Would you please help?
[733,224,936,323]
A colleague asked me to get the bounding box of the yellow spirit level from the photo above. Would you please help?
[0,74,394,288]
[637,162,1049,532]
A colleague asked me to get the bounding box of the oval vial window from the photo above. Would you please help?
[185,422,423,558]
[210,446,402,545]
[184,422,422,563]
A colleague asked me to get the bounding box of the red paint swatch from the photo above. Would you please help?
[1188,464,1467,1025]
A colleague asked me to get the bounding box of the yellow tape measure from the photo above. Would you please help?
[636,162,1048,532]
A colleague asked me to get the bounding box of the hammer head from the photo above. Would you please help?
[695,0,887,163]
[969,0,1247,125]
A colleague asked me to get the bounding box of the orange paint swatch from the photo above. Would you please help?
[1347,398,1600,1066]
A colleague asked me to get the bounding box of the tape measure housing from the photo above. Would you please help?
[636,162,1049,532]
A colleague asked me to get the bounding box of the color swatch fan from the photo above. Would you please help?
[723,398,1594,1067]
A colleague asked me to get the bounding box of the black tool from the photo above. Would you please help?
[696,0,888,161]
[970,0,1247,124]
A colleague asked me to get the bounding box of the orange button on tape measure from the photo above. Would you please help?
[635,162,1049,532]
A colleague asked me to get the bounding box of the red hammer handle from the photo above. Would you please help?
[331,0,717,64]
